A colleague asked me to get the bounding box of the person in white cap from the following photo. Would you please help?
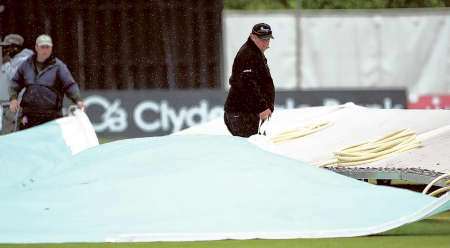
[1,34,33,134]
[9,34,85,130]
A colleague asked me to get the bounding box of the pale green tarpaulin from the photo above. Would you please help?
[0,112,449,243]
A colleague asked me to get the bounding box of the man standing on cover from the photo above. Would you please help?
[9,34,85,130]
[224,23,275,137]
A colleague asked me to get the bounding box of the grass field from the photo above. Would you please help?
[1,211,448,248]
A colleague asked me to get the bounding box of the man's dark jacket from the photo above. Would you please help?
[225,37,275,114]
[10,54,82,116]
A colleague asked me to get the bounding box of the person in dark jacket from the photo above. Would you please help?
[224,23,275,137]
[9,34,85,130]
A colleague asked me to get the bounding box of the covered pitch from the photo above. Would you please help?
[0,110,449,243]
[179,103,450,186]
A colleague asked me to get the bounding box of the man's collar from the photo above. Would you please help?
[33,54,56,65]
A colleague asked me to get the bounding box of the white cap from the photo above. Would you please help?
[36,34,53,47]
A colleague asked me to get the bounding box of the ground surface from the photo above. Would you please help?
[1,211,448,248]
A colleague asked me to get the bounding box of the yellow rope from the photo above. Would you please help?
[428,186,450,197]
[271,121,332,144]
[423,173,450,197]
[318,129,422,167]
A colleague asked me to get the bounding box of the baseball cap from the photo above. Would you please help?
[3,34,24,46]
[36,34,53,46]
[252,23,274,40]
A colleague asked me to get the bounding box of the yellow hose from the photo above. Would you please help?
[423,173,450,197]
[318,129,422,167]
[271,121,332,143]
[428,186,450,197]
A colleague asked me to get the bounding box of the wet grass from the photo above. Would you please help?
[1,211,449,248]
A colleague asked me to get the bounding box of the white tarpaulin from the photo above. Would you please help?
[177,103,450,174]
[1,107,449,243]
[224,9,450,95]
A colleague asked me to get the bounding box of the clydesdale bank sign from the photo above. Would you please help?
[81,89,406,138]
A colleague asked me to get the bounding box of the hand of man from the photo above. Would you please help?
[9,99,19,113]
[77,101,85,111]
[259,108,272,120]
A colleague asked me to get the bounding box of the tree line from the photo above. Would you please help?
[224,0,450,10]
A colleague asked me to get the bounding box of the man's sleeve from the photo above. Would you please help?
[58,63,82,103]
[7,49,33,80]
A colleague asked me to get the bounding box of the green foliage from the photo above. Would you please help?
[224,0,295,10]
[224,0,450,9]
